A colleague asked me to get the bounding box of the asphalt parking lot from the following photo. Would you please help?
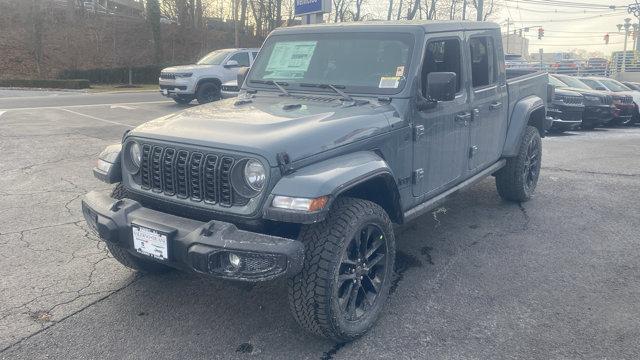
[0,90,639,359]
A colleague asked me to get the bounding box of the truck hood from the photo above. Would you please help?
[561,87,609,97]
[129,95,397,166]
[162,64,216,73]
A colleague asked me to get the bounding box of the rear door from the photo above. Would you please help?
[412,34,471,197]
[221,51,251,82]
[465,30,509,171]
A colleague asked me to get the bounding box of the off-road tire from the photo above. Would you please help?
[496,125,542,202]
[173,96,193,105]
[196,82,220,104]
[107,183,171,274]
[288,197,396,342]
[110,183,128,200]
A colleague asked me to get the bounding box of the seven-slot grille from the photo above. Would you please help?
[159,72,176,80]
[619,95,634,104]
[139,144,239,207]
[555,95,583,105]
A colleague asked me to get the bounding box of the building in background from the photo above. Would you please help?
[502,33,529,58]
[83,0,144,17]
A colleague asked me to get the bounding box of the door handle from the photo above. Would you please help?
[490,102,503,110]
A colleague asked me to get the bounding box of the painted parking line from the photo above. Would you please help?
[0,100,173,112]
[58,108,134,128]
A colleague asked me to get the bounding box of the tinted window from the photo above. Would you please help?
[469,37,497,88]
[252,51,259,60]
[555,75,591,90]
[580,79,607,91]
[422,38,462,96]
[229,52,250,67]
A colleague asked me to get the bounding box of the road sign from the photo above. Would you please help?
[294,0,331,17]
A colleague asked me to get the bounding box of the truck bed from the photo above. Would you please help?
[506,71,549,123]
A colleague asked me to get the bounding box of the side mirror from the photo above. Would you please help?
[426,72,457,102]
[237,67,250,87]
[224,60,240,68]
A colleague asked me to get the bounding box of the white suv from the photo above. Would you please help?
[159,48,259,105]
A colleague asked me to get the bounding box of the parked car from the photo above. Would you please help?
[84,21,549,341]
[578,77,637,125]
[220,80,240,99]
[547,78,584,131]
[621,81,640,91]
[505,54,535,71]
[551,74,615,129]
[550,59,582,74]
[159,48,260,105]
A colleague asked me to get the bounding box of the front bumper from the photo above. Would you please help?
[81,191,304,281]
[582,105,614,127]
[158,78,195,97]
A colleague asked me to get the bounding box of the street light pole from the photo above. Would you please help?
[623,18,631,73]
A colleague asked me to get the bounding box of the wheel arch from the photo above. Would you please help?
[502,95,546,157]
[195,77,222,91]
[263,151,403,225]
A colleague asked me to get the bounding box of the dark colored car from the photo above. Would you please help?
[82,21,549,341]
[546,81,584,131]
[579,77,636,126]
[551,74,614,129]
[622,81,640,91]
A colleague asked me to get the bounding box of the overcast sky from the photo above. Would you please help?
[494,0,639,55]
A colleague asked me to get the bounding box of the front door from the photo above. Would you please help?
[412,34,471,198]
[466,31,509,171]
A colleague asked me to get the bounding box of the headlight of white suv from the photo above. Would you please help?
[174,73,193,78]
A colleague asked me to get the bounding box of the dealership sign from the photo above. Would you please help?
[294,0,331,16]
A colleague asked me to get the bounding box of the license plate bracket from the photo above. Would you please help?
[132,224,170,261]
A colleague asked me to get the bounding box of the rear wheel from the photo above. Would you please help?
[288,197,395,341]
[495,126,542,202]
[196,82,220,104]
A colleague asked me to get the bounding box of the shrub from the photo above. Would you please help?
[0,79,90,89]
[57,65,168,84]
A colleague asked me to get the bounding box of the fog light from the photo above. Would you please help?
[228,253,242,268]
[96,159,112,173]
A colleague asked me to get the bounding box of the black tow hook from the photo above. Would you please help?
[200,221,216,237]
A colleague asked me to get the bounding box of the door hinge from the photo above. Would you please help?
[413,125,425,141]
[413,168,424,184]
[469,145,479,158]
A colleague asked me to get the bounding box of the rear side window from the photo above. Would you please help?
[469,37,497,88]
[252,51,259,60]
[229,52,250,67]
[422,38,462,97]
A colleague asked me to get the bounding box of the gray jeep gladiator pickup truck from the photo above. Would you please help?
[82,21,549,341]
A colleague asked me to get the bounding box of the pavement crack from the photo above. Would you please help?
[543,166,640,178]
[518,202,530,231]
[0,273,142,355]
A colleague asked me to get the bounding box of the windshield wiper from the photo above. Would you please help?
[299,83,355,102]
[248,79,290,96]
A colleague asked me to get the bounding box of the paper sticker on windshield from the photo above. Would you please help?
[264,41,317,79]
[379,76,400,89]
[396,66,405,77]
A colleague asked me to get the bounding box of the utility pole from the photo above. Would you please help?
[622,18,632,73]
[477,0,483,21]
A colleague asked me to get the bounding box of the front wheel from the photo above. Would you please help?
[196,82,220,104]
[288,197,395,342]
[495,125,542,202]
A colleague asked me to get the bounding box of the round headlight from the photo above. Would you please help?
[244,160,266,191]
[130,142,142,168]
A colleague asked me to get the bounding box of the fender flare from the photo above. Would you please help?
[502,95,545,157]
[263,151,400,224]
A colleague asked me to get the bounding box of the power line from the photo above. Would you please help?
[507,11,629,23]
[508,0,624,9]
[504,4,626,14]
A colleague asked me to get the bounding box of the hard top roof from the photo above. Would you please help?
[271,20,500,35]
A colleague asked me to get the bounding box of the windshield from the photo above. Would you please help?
[247,32,414,95]
[600,79,631,92]
[549,76,566,87]
[197,50,232,65]
[556,75,591,90]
